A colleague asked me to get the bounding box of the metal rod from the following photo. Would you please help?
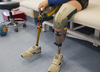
[36,29,41,45]
[58,46,61,54]
[67,28,100,46]
[73,25,85,30]
[36,23,42,46]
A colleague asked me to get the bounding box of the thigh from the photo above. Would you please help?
[66,0,82,12]
[77,0,88,10]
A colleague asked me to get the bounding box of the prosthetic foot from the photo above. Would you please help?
[21,20,42,59]
[48,54,63,72]
[48,46,63,72]
[21,45,41,59]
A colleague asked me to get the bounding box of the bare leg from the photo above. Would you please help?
[67,0,82,12]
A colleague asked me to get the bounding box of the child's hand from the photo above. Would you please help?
[38,0,49,12]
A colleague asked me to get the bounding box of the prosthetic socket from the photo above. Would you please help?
[53,3,77,47]
[54,18,68,47]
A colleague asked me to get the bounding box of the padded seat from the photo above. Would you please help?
[20,0,100,30]
[0,2,19,10]
[0,1,25,32]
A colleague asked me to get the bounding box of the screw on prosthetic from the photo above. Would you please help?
[54,42,62,55]
[21,5,58,59]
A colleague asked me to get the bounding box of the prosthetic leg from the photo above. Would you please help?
[21,5,59,59]
[48,4,77,72]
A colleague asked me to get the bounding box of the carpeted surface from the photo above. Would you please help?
[0,10,100,72]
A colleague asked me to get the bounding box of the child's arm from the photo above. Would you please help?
[48,0,70,5]
[38,0,70,12]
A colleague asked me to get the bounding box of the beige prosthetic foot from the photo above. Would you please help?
[48,54,63,72]
[48,47,63,72]
[21,45,41,59]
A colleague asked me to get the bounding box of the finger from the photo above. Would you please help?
[38,7,41,12]
[38,4,42,12]
[43,6,46,12]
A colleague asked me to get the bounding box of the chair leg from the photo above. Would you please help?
[3,10,25,32]
[42,22,46,32]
